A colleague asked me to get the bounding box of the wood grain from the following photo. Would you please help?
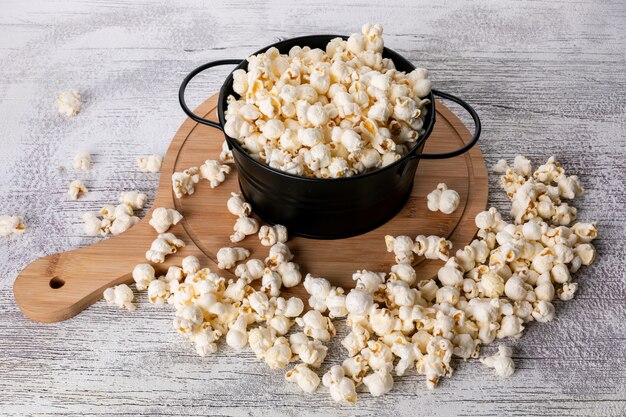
[12,94,486,322]
[0,0,625,416]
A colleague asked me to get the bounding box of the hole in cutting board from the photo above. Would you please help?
[49,277,65,289]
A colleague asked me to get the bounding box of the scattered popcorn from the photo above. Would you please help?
[231,216,260,243]
[276,261,302,288]
[480,345,515,378]
[258,224,288,246]
[216,246,250,269]
[285,364,320,393]
[264,337,292,369]
[296,310,336,342]
[427,183,460,214]
[0,215,25,237]
[67,180,88,200]
[57,91,81,117]
[414,235,452,261]
[147,279,170,304]
[149,207,183,233]
[362,368,394,397]
[132,263,156,291]
[385,235,415,264]
[103,284,135,311]
[224,23,431,179]
[137,154,163,173]
[73,152,92,171]
[145,233,185,263]
[322,365,358,404]
[266,242,293,269]
[98,67,597,404]
[172,167,200,198]
[118,191,147,210]
[227,192,252,217]
[199,160,231,188]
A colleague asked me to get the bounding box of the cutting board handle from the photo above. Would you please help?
[13,221,155,323]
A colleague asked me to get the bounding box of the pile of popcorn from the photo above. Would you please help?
[103,153,597,404]
[223,23,432,178]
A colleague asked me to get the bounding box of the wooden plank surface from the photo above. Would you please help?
[0,0,625,415]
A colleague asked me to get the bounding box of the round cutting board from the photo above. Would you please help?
[13,93,487,323]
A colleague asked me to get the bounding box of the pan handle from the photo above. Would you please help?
[179,59,242,130]
[410,89,481,159]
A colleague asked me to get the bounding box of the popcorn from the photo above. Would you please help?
[147,279,170,304]
[342,324,370,357]
[219,140,234,163]
[118,191,147,210]
[192,323,222,356]
[149,207,183,233]
[73,152,92,171]
[345,288,374,316]
[0,215,25,237]
[496,315,524,339]
[261,269,282,297]
[362,340,394,371]
[297,338,328,368]
[66,180,88,200]
[285,364,320,393]
[234,258,265,283]
[493,159,509,173]
[83,198,142,237]
[227,192,252,217]
[416,336,453,389]
[264,337,292,369]
[574,243,596,266]
[57,91,81,117]
[226,315,249,349]
[557,282,578,301]
[414,235,452,261]
[137,154,162,173]
[389,263,417,286]
[132,263,156,291]
[325,287,348,318]
[480,345,515,378]
[230,216,259,243]
[109,213,140,236]
[216,247,250,269]
[296,310,336,342]
[571,222,597,243]
[531,300,555,322]
[172,167,200,198]
[322,365,358,404]
[342,354,369,384]
[390,337,422,375]
[362,369,393,397]
[225,24,429,178]
[427,183,461,214]
[103,284,135,311]
[503,275,530,301]
[145,233,185,263]
[199,160,231,188]
[384,235,415,264]
[276,261,302,288]
[265,242,293,269]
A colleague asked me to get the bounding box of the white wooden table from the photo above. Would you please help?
[1,1,625,415]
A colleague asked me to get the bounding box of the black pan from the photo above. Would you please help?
[179,35,481,239]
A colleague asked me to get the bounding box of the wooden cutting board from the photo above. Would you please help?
[13,93,488,323]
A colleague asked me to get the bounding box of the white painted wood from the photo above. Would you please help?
[0,0,625,415]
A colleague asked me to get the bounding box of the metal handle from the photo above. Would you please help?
[179,59,242,130]
[411,89,481,159]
